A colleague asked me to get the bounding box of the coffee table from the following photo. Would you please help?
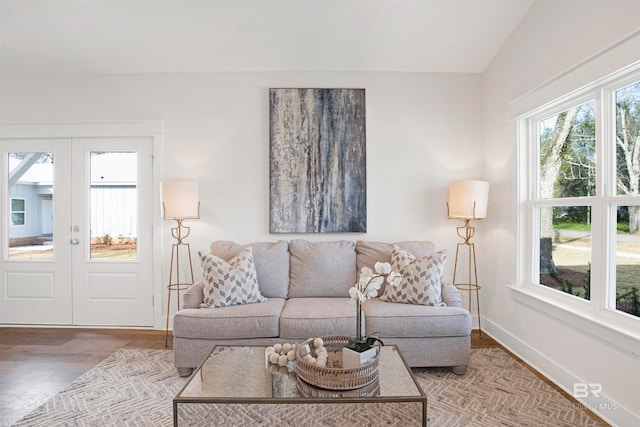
[173,344,427,426]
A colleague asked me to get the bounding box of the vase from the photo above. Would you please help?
[356,300,363,341]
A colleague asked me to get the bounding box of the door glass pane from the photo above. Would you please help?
[7,152,54,260]
[615,81,640,197]
[538,101,596,199]
[614,205,640,318]
[89,151,137,260]
[538,205,592,300]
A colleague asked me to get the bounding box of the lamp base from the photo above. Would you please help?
[453,221,482,337]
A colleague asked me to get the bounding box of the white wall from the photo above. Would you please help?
[0,71,484,322]
[482,0,640,425]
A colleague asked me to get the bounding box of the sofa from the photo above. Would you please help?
[173,239,472,377]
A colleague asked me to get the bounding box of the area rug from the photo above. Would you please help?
[13,348,601,426]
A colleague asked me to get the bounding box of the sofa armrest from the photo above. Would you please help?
[183,281,204,309]
[441,282,463,307]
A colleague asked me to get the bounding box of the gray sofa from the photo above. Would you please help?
[173,239,472,377]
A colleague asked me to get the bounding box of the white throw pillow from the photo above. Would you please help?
[199,247,267,308]
[379,246,447,306]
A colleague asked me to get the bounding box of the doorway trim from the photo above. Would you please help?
[0,121,164,329]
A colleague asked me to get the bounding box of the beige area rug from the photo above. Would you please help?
[12,347,602,426]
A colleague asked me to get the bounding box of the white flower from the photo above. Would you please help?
[349,286,366,303]
[349,263,402,306]
[387,271,403,287]
[374,262,392,275]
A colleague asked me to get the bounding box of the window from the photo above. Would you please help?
[520,67,640,322]
[10,198,25,226]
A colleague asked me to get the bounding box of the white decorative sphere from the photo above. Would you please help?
[269,352,280,364]
[265,346,275,354]
[274,343,283,353]
[278,355,288,366]
[287,350,296,361]
[313,338,324,348]
[282,343,292,353]
[269,364,279,373]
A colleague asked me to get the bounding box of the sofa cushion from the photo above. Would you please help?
[379,248,446,306]
[173,298,286,339]
[210,240,290,299]
[356,240,435,294]
[288,240,356,298]
[362,298,471,337]
[199,247,267,308]
[279,298,357,339]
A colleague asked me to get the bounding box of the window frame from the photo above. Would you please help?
[10,197,26,227]
[516,64,640,346]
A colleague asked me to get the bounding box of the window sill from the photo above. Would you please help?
[508,284,640,357]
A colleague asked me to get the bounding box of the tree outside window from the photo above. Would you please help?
[529,77,640,319]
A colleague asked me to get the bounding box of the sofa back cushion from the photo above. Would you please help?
[209,240,290,299]
[356,240,436,294]
[288,240,356,298]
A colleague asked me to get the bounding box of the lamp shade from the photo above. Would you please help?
[448,180,490,219]
[161,181,200,219]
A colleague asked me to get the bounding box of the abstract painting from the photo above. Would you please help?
[269,88,366,233]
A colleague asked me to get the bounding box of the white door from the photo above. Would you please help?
[0,139,73,324]
[0,137,154,326]
[71,138,154,326]
[42,199,53,234]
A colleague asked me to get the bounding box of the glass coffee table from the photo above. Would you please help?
[173,345,427,426]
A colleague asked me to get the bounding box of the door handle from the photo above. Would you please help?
[70,238,80,245]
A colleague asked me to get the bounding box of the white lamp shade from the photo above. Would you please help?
[448,180,490,219]
[161,181,199,219]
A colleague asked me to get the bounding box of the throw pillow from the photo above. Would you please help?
[379,246,447,306]
[199,247,267,308]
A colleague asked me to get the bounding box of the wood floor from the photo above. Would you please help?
[0,328,607,426]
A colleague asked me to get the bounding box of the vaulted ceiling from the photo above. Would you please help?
[0,0,535,74]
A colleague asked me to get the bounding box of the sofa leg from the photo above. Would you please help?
[451,365,468,375]
[177,367,193,377]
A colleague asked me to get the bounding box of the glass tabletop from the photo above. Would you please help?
[177,345,424,402]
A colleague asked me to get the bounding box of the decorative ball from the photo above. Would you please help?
[278,355,288,366]
[313,338,324,348]
[269,364,279,374]
[269,352,280,364]
[287,350,296,361]
[316,346,327,355]
[282,343,292,353]
[274,343,283,353]
[265,346,275,355]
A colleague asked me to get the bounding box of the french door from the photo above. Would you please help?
[0,137,154,326]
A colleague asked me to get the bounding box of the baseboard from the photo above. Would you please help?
[482,317,638,427]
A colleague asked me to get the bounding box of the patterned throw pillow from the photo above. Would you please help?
[198,247,267,308]
[379,246,447,306]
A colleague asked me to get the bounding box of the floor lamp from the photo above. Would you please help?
[447,180,489,337]
[161,181,200,347]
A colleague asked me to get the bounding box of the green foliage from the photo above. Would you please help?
[102,234,112,246]
[617,286,640,317]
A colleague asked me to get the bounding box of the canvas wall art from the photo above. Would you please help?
[269,88,366,233]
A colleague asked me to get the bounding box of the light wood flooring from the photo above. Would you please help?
[0,328,607,426]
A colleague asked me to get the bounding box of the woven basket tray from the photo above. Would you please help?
[296,375,380,398]
[295,335,379,391]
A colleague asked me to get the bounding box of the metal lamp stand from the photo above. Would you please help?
[165,217,195,347]
[452,218,482,337]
